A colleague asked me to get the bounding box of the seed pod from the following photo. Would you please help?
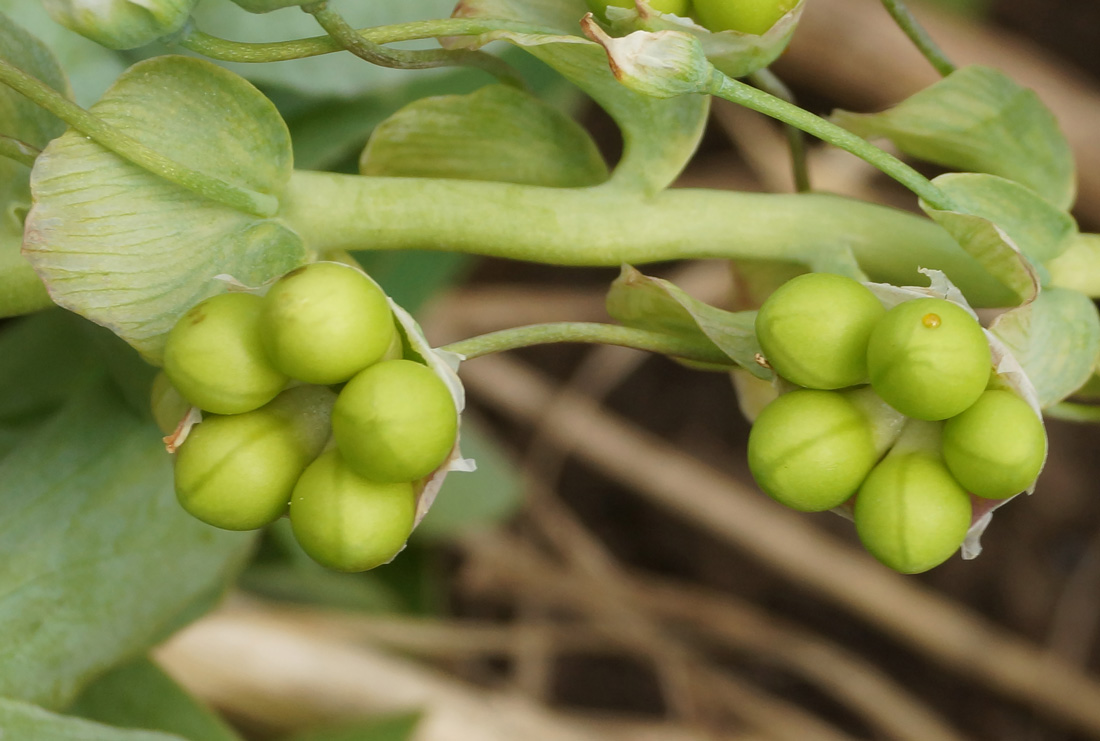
[290,448,416,572]
[747,389,879,512]
[755,273,886,389]
[942,389,1047,499]
[174,386,335,531]
[693,0,799,34]
[41,0,196,50]
[854,450,973,574]
[867,297,991,420]
[333,359,459,484]
[260,262,396,385]
[163,292,288,415]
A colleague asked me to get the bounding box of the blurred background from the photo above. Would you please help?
[9,0,1100,738]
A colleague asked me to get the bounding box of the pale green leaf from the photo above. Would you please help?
[832,65,1075,210]
[0,378,253,709]
[0,697,187,741]
[452,0,709,194]
[606,265,765,375]
[67,658,241,741]
[1047,234,1100,298]
[361,84,607,187]
[23,55,308,363]
[990,287,1100,408]
[0,10,70,317]
[932,173,1077,272]
[413,418,523,540]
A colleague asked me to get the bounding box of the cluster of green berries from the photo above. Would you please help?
[155,262,459,572]
[747,273,1047,574]
[587,0,799,35]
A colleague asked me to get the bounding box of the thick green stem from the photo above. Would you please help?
[177,18,551,63]
[281,171,1017,307]
[0,59,277,217]
[301,2,524,87]
[880,0,957,77]
[441,322,732,363]
[0,135,39,168]
[706,70,955,211]
[1044,403,1100,424]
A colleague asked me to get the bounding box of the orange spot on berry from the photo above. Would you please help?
[921,313,941,328]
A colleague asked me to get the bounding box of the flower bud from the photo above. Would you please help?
[42,0,196,50]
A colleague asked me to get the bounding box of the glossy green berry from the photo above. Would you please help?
[755,273,886,389]
[260,263,396,385]
[42,0,196,50]
[150,371,190,435]
[333,359,458,483]
[290,448,416,572]
[942,389,1046,499]
[747,389,879,512]
[163,292,288,415]
[854,452,972,574]
[174,386,335,531]
[586,0,692,20]
[693,0,798,34]
[867,298,991,421]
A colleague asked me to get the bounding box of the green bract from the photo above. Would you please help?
[747,389,878,512]
[693,0,798,34]
[867,298,991,420]
[289,448,416,572]
[854,452,972,574]
[174,386,335,531]
[41,0,197,50]
[586,0,692,20]
[260,263,396,385]
[333,359,458,484]
[942,389,1046,499]
[755,273,885,389]
[149,371,189,435]
[163,292,288,415]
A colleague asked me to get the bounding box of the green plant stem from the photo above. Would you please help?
[282,171,1017,307]
[880,0,957,77]
[0,135,39,168]
[747,69,810,193]
[706,69,955,211]
[1044,402,1100,424]
[0,59,277,218]
[301,2,524,87]
[441,322,732,363]
[177,18,550,64]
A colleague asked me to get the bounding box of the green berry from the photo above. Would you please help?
[693,0,798,34]
[586,0,692,19]
[867,298,991,421]
[290,448,416,572]
[942,389,1046,499]
[163,292,288,415]
[174,386,335,531]
[260,263,396,385]
[755,273,886,389]
[747,389,879,512]
[333,359,458,483]
[854,452,972,574]
[150,371,190,435]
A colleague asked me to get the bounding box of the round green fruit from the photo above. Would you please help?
[942,389,1046,499]
[867,298,991,421]
[854,452,972,574]
[174,386,335,531]
[260,262,396,385]
[693,0,798,34]
[586,0,691,20]
[755,273,885,389]
[163,292,288,415]
[290,448,416,572]
[333,359,458,483]
[747,389,879,512]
